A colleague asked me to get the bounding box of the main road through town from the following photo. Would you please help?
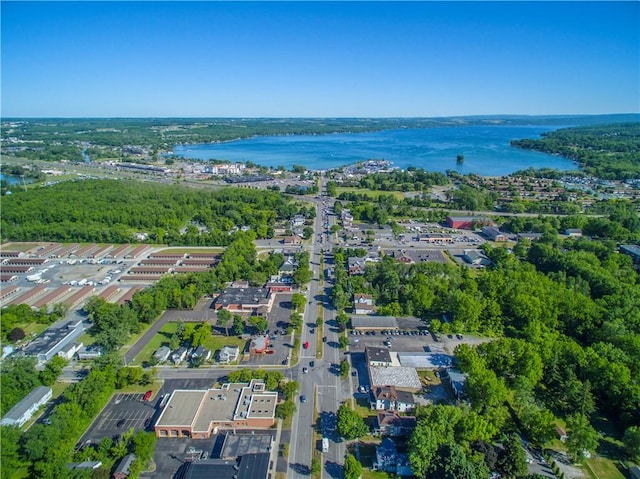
[287,180,348,479]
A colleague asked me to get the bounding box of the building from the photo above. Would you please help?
[77,345,104,360]
[369,366,422,393]
[365,347,393,367]
[154,380,277,439]
[565,228,583,237]
[249,336,269,354]
[463,249,491,266]
[153,346,171,363]
[417,233,454,244]
[291,214,306,228]
[213,286,274,314]
[347,257,366,275]
[282,236,302,246]
[620,244,640,263]
[113,453,136,479]
[191,345,211,362]
[351,315,398,331]
[369,385,415,413]
[172,347,188,364]
[446,216,493,230]
[373,438,413,476]
[57,342,83,360]
[178,454,270,479]
[1,386,52,427]
[446,369,468,400]
[629,465,640,479]
[22,320,84,364]
[353,293,375,315]
[556,426,568,442]
[374,411,417,437]
[482,226,507,241]
[218,345,240,363]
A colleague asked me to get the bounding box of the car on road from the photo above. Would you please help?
[144,417,152,428]
[309,361,314,367]
[456,334,463,340]
[300,395,307,403]
[310,329,315,334]
[322,336,327,342]
[116,419,126,428]
[303,367,308,374]
[303,341,309,349]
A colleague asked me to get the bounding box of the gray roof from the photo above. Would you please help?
[365,347,393,365]
[1,386,52,425]
[180,459,237,479]
[114,453,136,475]
[369,366,422,392]
[215,287,270,307]
[22,320,84,360]
[351,315,397,329]
[397,352,454,368]
[238,453,270,479]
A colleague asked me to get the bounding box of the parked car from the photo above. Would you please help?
[116,419,126,428]
[300,395,307,403]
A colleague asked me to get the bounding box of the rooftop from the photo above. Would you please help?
[351,315,397,329]
[215,287,271,307]
[365,346,393,365]
[369,366,422,391]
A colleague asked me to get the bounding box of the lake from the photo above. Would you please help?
[172,125,578,176]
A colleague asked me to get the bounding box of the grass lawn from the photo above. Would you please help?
[585,456,625,479]
[336,186,405,201]
[129,322,246,366]
[17,322,49,339]
[361,471,393,479]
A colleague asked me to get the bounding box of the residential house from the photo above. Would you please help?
[282,236,301,246]
[153,346,171,363]
[446,369,468,401]
[191,345,211,362]
[556,426,568,443]
[113,453,136,479]
[57,342,83,360]
[218,345,240,363]
[347,257,366,275]
[353,293,375,315]
[463,249,491,266]
[172,347,188,365]
[375,411,417,437]
[291,214,306,228]
[373,438,413,476]
[565,228,583,237]
[369,385,415,413]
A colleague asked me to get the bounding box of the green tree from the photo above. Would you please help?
[338,335,350,349]
[191,322,211,348]
[291,293,307,312]
[337,403,368,440]
[217,308,232,336]
[340,360,350,378]
[233,315,245,335]
[343,453,363,479]
[39,355,67,386]
[0,426,24,479]
[311,457,321,475]
[566,413,599,462]
[498,433,528,479]
[623,426,640,462]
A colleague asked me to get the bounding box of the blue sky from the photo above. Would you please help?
[1,1,638,117]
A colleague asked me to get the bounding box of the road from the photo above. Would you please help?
[288,181,348,479]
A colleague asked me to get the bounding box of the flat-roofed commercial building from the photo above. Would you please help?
[22,319,85,364]
[155,380,277,439]
[213,286,274,314]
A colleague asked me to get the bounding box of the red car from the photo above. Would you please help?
[143,390,153,401]
[303,341,309,349]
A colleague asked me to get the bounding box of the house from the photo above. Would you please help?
[369,385,415,412]
[191,345,211,362]
[57,342,83,360]
[172,347,188,364]
[218,345,240,363]
[347,257,366,275]
[565,228,583,237]
[266,282,292,293]
[155,380,277,439]
[629,465,640,479]
[353,293,375,315]
[375,411,417,437]
[113,453,136,479]
[1,386,52,427]
[153,346,171,363]
[249,336,269,354]
[373,438,413,476]
[291,214,306,228]
[77,345,104,360]
[621,244,640,264]
[556,426,568,442]
[482,226,507,241]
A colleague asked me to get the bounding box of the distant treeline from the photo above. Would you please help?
[0,179,300,244]
[511,123,640,180]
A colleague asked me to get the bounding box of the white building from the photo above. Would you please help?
[1,386,52,427]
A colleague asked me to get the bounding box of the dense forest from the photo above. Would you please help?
[0,179,302,244]
[511,123,640,180]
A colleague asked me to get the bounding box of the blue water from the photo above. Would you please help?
[0,173,33,185]
[172,125,578,176]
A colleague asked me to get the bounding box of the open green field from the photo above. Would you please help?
[336,186,405,201]
[585,456,625,479]
[129,321,246,366]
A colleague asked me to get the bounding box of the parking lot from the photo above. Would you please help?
[80,393,157,445]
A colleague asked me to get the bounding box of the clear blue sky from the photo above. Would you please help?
[1,1,638,117]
